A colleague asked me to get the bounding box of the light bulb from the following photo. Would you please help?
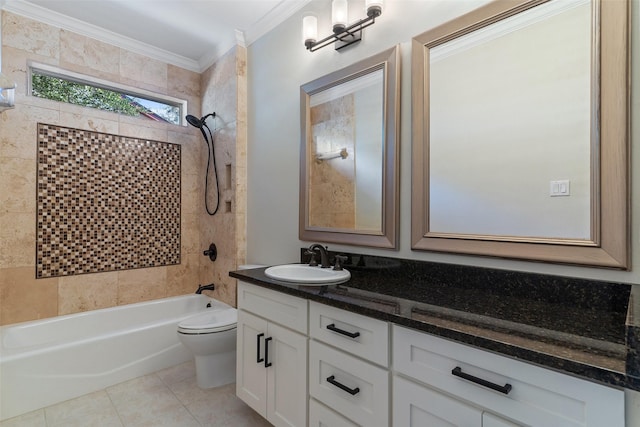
[332,0,348,33]
[302,15,318,48]
[365,0,384,17]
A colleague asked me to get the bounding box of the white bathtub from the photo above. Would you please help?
[0,293,218,421]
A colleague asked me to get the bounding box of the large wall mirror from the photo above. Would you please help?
[300,45,400,248]
[411,0,629,268]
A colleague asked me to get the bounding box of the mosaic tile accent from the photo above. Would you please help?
[36,123,180,278]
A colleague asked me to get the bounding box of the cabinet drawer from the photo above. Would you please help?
[310,301,389,366]
[393,375,482,427]
[309,398,358,427]
[392,325,624,427]
[237,281,307,333]
[310,340,389,427]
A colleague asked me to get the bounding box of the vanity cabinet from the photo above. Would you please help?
[235,279,625,427]
[236,282,308,427]
[392,325,625,427]
[308,301,390,427]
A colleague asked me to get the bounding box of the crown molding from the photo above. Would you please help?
[430,0,589,63]
[244,0,312,45]
[2,0,202,72]
[2,0,310,73]
[197,0,310,72]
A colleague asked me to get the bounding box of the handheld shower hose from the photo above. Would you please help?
[186,113,220,216]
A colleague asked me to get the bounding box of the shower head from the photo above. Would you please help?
[186,112,216,129]
[186,114,202,128]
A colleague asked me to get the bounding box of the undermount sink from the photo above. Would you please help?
[264,264,350,285]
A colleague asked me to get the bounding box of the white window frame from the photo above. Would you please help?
[28,61,188,126]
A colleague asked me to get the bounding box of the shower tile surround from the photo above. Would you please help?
[36,123,181,278]
[309,95,356,229]
[0,10,247,325]
[196,45,248,307]
[231,252,639,392]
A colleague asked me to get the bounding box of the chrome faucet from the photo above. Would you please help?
[307,244,331,268]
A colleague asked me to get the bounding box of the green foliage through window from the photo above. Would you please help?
[31,71,181,125]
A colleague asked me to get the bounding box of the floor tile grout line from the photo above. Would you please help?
[0,364,257,427]
[104,383,126,427]
[159,372,205,427]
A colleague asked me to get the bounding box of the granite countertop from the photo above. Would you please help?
[230,252,638,392]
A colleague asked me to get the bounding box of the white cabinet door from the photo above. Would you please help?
[267,321,308,427]
[237,304,308,427]
[393,375,482,427]
[236,310,268,416]
[237,282,309,427]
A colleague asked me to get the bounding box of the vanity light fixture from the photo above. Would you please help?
[303,0,384,52]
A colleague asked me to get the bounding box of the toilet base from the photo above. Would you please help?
[194,350,236,389]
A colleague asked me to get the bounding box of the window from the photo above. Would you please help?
[29,63,186,125]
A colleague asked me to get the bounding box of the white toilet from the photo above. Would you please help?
[177,300,237,389]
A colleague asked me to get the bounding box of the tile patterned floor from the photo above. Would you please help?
[0,362,272,427]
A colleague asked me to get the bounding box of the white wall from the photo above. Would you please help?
[246,0,639,289]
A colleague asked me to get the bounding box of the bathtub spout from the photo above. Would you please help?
[196,283,216,294]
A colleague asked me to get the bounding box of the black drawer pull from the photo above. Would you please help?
[326,375,360,395]
[326,323,360,339]
[256,333,264,363]
[264,337,273,368]
[452,367,512,395]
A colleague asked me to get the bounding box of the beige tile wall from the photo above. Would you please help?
[0,11,246,325]
[196,46,247,308]
[309,95,356,229]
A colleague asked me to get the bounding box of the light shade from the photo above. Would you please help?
[302,15,318,47]
[365,0,384,17]
[332,0,348,33]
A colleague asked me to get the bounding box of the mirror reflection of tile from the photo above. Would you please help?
[36,123,181,278]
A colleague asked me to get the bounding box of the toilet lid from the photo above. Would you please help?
[178,308,237,334]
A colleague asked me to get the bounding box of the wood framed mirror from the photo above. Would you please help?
[300,45,400,249]
[411,0,629,268]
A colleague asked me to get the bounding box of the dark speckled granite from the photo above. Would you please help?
[229,251,636,391]
[626,286,640,389]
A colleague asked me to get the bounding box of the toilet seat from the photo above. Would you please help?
[178,308,237,335]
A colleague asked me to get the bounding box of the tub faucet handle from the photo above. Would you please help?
[203,243,217,262]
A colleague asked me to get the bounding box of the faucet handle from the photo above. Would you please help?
[333,255,348,271]
[304,249,318,266]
